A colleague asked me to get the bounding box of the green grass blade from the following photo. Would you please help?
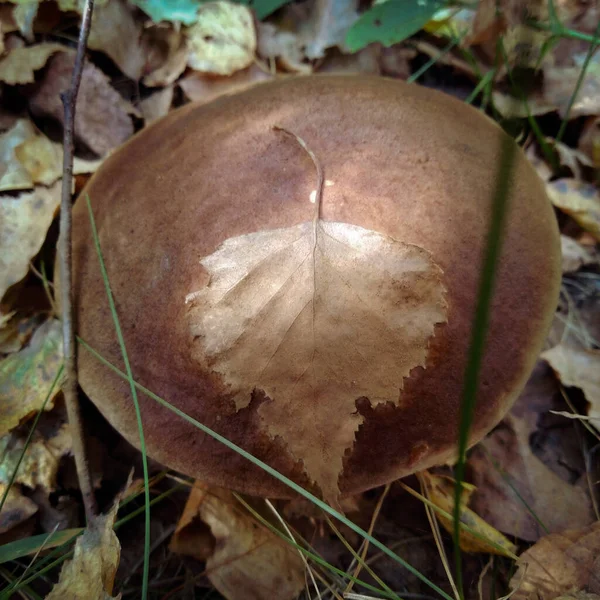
[85,194,151,599]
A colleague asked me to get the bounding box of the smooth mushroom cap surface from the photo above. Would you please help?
[67,75,561,501]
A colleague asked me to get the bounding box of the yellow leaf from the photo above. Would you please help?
[0,320,62,436]
[419,471,518,557]
[186,1,256,75]
[186,213,447,503]
[171,482,305,600]
[547,179,600,241]
[46,502,121,600]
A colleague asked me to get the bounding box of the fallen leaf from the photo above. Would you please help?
[87,0,146,80]
[300,0,359,59]
[186,198,447,502]
[0,319,62,436]
[171,482,305,600]
[319,45,382,76]
[0,5,18,55]
[0,313,42,355]
[131,0,201,25]
[419,471,517,557]
[547,179,600,241]
[142,28,188,87]
[509,522,600,599]
[186,1,256,75]
[0,482,37,535]
[578,117,600,169]
[28,51,134,156]
[0,183,62,300]
[560,235,597,273]
[544,63,600,119]
[0,423,71,491]
[257,22,311,73]
[179,64,273,103]
[542,344,600,432]
[46,501,121,600]
[140,86,174,124]
[0,42,65,85]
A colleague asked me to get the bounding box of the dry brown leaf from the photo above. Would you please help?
[0,319,62,436]
[179,64,273,104]
[319,45,382,76]
[578,117,600,169]
[87,0,146,80]
[0,313,42,355]
[140,86,174,124]
[0,482,37,535]
[300,0,359,59]
[0,42,65,85]
[419,472,517,557]
[0,183,61,300]
[28,51,134,156]
[142,28,188,87]
[0,423,71,491]
[469,363,595,542]
[170,482,305,600]
[186,1,256,75]
[544,63,600,119]
[542,344,600,432]
[186,214,447,503]
[257,22,311,73]
[47,501,121,600]
[509,522,600,599]
[547,179,600,241]
[560,235,598,273]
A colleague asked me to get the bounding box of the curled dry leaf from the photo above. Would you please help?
[46,501,121,600]
[179,63,273,103]
[542,344,600,433]
[257,22,312,73]
[509,522,600,600]
[0,423,72,491]
[547,179,600,242]
[170,482,305,600]
[0,482,38,535]
[186,1,256,75]
[419,471,517,557]
[560,235,597,273]
[0,183,61,300]
[87,0,146,81]
[139,86,174,124]
[469,364,595,542]
[0,42,65,85]
[0,319,62,436]
[142,31,188,87]
[186,212,447,503]
[28,51,134,157]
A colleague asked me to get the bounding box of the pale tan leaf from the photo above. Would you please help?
[0,42,65,85]
[547,179,600,241]
[510,522,600,600]
[28,51,134,156]
[186,218,447,502]
[47,502,121,600]
[186,1,256,75]
[142,28,188,87]
[0,423,71,491]
[0,482,37,535]
[257,22,311,74]
[0,183,61,299]
[87,0,146,80]
[140,86,174,124]
[171,482,305,600]
[560,235,597,273]
[0,319,62,436]
[179,64,273,104]
[542,344,600,432]
[544,63,600,119]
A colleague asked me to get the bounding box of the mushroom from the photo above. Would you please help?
[67,75,561,505]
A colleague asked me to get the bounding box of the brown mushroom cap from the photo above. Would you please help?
[68,75,560,501]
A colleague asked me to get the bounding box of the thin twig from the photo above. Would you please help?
[59,0,97,523]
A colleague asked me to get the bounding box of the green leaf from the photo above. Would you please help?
[236,0,292,20]
[131,0,201,24]
[0,529,82,564]
[346,0,444,52]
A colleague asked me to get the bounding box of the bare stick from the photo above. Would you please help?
[59,0,97,522]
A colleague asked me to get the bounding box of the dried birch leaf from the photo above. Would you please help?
[186,1,256,75]
[187,203,446,502]
[46,501,121,600]
[0,43,65,85]
[0,183,61,299]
